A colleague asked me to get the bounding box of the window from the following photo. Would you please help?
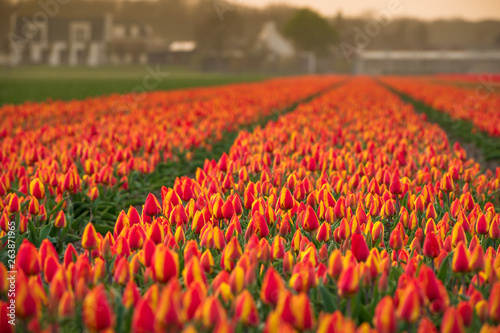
[70,22,91,42]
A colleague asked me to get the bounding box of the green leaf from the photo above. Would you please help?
[95,224,114,235]
[319,283,337,313]
[65,234,81,243]
[48,199,66,218]
[27,220,38,245]
[39,224,52,241]
[437,252,452,283]
[358,304,372,323]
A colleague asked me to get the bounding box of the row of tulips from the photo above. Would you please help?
[433,74,500,84]
[0,76,342,252]
[380,76,500,137]
[2,76,500,332]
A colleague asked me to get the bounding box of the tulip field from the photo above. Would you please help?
[1,75,500,332]
[381,77,500,137]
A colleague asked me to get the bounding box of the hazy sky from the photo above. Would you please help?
[236,0,500,20]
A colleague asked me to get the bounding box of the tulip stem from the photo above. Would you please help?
[346,297,352,318]
[106,259,111,285]
[461,275,466,297]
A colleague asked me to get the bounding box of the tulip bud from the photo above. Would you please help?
[7,194,19,214]
[423,231,440,259]
[82,223,99,250]
[153,244,179,283]
[396,284,421,323]
[338,263,359,297]
[469,245,485,272]
[144,193,161,217]
[290,292,315,330]
[54,210,66,229]
[489,217,500,240]
[156,280,183,329]
[457,301,473,327]
[251,211,269,239]
[123,280,140,309]
[234,290,259,326]
[441,307,465,333]
[476,214,489,235]
[374,296,396,333]
[28,197,40,216]
[384,200,396,218]
[113,257,129,285]
[279,187,295,211]
[316,222,331,242]
[221,200,235,220]
[389,224,403,251]
[372,221,384,243]
[389,174,402,196]
[0,213,9,233]
[328,250,343,279]
[131,298,155,333]
[30,178,45,199]
[440,174,454,193]
[83,286,114,331]
[426,203,437,221]
[452,223,467,248]
[302,206,319,232]
[200,249,214,274]
[17,240,41,276]
[58,291,75,319]
[489,282,500,322]
[452,242,469,273]
[260,267,284,306]
[351,234,369,262]
[476,300,489,322]
[197,296,226,329]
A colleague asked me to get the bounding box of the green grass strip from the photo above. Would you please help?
[381,81,500,164]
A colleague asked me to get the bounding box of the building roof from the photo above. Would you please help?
[357,50,500,60]
[256,21,295,58]
[169,41,196,53]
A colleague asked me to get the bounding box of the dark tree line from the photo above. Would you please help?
[1,0,500,54]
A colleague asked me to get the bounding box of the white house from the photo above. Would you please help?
[255,21,295,59]
[8,13,153,66]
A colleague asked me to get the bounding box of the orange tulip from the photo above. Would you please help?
[279,187,295,211]
[338,263,359,297]
[351,233,369,262]
[302,206,320,232]
[396,283,421,323]
[82,223,99,250]
[152,244,179,283]
[17,240,41,276]
[441,307,465,333]
[260,267,284,306]
[144,193,161,217]
[82,285,114,331]
[54,210,66,228]
[452,242,469,273]
[374,296,396,333]
[234,290,259,326]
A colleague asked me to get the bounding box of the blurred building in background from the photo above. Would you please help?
[9,13,157,66]
[1,0,500,74]
[353,50,500,74]
[9,14,112,66]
